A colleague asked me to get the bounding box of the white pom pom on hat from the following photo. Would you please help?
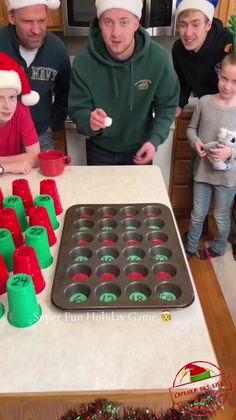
[95,0,143,19]
[5,0,60,11]
[0,52,40,106]
[177,0,215,22]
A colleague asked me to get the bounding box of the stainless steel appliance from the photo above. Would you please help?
[62,0,177,36]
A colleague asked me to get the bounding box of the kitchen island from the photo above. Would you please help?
[0,166,217,419]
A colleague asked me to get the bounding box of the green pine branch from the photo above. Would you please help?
[228,15,236,52]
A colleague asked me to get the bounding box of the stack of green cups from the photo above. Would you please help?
[34,195,59,230]
[3,195,28,231]
[7,273,42,328]
[0,228,15,271]
[25,225,53,268]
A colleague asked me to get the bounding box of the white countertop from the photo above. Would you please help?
[0,166,216,394]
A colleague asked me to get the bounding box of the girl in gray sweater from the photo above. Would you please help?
[186,52,236,259]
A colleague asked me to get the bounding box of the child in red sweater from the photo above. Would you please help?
[0,52,40,174]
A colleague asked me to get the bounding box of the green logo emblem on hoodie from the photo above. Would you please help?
[135,79,152,91]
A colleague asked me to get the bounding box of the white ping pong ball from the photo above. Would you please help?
[105,117,112,127]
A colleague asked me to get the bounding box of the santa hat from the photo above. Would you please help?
[184,363,211,383]
[5,0,60,11]
[177,0,215,22]
[0,52,39,106]
[95,0,143,19]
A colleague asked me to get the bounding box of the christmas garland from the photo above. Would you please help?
[59,391,222,419]
[59,400,184,420]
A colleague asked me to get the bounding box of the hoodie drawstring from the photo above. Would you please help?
[111,66,119,98]
[111,61,134,111]
[129,60,134,111]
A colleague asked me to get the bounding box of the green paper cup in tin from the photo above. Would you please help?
[25,225,53,269]
[3,195,28,232]
[0,228,15,272]
[0,302,5,319]
[7,273,42,328]
[0,303,5,319]
[34,195,59,230]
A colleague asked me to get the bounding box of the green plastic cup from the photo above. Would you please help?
[0,303,5,319]
[34,195,59,230]
[3,195,28,232]
[0,228,15,271]
[7,274,42,328]
[25,225,53,268]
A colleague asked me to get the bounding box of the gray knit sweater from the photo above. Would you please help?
[187,95,236,187]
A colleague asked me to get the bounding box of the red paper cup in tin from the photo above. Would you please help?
[40,179,63,215]
[13,246,45,294]
[0,187,4,209]
[29,206,56,247]
[12,179,34,215]
[0,254,9,295]
[0,208,24,247]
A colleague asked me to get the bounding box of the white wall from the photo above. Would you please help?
[153,128,174,191]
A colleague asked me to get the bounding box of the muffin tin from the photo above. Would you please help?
[51,204,194,310]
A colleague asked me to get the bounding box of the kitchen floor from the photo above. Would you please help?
[209,241,236,326]
[176,215,236,418]
[177,215,236,326]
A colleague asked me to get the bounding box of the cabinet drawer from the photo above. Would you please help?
[170,186,192,214]
[175,140,193,160]
[176,120,189,138]
[175,112,192,138]
[173,161,192,184]
[170,111,193,216]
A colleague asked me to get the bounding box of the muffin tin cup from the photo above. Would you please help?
[68,264,92,282]
[70,247,93,263]
[74,219,94,232]
[96,247,119,262]
[51,203,194,310]
[120,206,139,218]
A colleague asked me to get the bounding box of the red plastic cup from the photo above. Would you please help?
[13,246,45,294]
[29,206,56,246]
[0,208,24,247]
[38,150,71,177]
[0,254,9,295]
[40,179,63,215]
[0,187,4,209]
[12,179,34,216]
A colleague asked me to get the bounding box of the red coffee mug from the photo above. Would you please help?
[38,150,71,177]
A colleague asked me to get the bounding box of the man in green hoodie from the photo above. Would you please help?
[69,0,179,166]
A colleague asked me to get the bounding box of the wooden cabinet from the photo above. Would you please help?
[0,1,7,25]
[47,8,63,31]
[0,0,63,31]
[215,0,236,27]
[53,128,67,153]
[169,111,194,216]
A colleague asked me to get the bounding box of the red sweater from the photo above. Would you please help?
[0,102,38,156]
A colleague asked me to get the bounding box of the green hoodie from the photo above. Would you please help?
[69,19,179,152]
